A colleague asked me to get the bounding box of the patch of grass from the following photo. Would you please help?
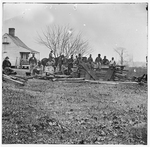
[2,80,147,144]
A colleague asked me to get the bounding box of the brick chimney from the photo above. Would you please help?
[9,28,15,36]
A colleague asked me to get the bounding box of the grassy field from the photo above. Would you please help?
[2,77,147,144]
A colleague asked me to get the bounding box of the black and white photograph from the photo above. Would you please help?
[2,1,148,145]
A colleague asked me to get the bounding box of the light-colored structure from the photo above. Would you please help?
[2,28,40,68]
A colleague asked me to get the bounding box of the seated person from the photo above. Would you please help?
[2,57,16,75]
[102,56,109,65]
[33,61,43,75]
[82,57,87,63]
[3,56,11,69]
[87,54,93,64]
[109,57,116,67]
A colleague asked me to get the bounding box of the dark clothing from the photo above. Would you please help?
[102,58,109,65]
[62,58,67,66]
[2,59,16,75]
[68,57,74,74]
[68,57,74,64]
[58,56,67,72]
[82,57,87,63]
[58,56,62,71]
[32,65,43,75]
[3,59,11,69]
[49,52,53,59]
[88,57,93,63]
[29,57,37,65]
[3,67,17,75]
[76,57,82,65]
[95,57,102,63]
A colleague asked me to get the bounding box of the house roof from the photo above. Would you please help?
[6,33,39,53]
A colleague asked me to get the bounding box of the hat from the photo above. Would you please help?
[5,56,9,59]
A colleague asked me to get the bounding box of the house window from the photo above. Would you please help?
[3,37,10,44]
[4,37,7,42]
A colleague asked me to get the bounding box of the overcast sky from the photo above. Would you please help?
[2,3,148,62]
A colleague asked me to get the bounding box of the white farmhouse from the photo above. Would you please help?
[2,28,40,68]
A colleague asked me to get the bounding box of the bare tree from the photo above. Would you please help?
[114,47,128,65]
[36,25,91,58]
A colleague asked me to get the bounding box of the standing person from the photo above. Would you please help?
[109,57,116,67]
[61,55,68,74]
[58,55,63,72]
[68,55,74,74]
[95,54,102,70]
[102,56,109,65]
[76,54,82,65]
[76,54,83,77]
[29,53,37,75]
[74,55,78,65]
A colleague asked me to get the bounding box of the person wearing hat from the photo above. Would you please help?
[49,50,54,59]
[29,53,37,75]
[2,57,16,75]
[3,56,11,69]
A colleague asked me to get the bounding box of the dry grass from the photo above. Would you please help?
[2,78,147,144]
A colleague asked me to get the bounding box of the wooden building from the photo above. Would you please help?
[2,28,40,68]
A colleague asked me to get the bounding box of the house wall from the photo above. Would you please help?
[2,34,21,67]
[2,34,40,68]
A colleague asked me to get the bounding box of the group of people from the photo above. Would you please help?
[81,54,116,70]
[46,51,116,74]
[2,50,116,76]
[27,51,117,76]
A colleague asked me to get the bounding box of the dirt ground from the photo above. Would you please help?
[2,78,147,144]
